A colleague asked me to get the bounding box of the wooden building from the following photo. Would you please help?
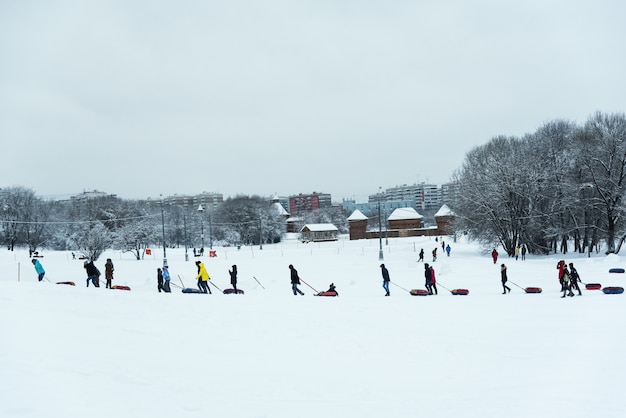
[300,223,339,242]
[347,210,368,240]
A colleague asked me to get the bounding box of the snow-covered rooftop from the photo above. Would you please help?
[272,201,289,216]
[347,209,368,221]
[388,207,423,221]
[301,223,339,232]
[434,204,455,217]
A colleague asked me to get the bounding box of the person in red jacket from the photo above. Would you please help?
[556,260,566,291]
[430,265,438,295]
[491,249,499,264]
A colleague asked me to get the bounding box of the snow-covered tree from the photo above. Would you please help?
[452,136,525,253]
[575,112,626,253]
[213,195,285,245]
[69,221,116,261]
[525,120,579,254]
[0,186,49,252]
[115,213,160,260]
[301,206,348,234]
[453,112,626,255]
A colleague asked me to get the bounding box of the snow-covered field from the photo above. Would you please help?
[2,235,625,418]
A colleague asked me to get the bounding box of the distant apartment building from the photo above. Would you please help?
[440,182,460,206]
[70,190,118,201]
[288,192,331,214]
[343,183,447,215]
[383,183,440,211]
[144,192,224,211]
[342,182,460,220]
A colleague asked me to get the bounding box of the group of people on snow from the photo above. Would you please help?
[379,261,437,296]
[83,259,114,288]
[556,260,582,297]
[30,256,116,287]
[28,243,590,299]
[424,263,437,295]
[155,261,239,295]
[157,266,171,293]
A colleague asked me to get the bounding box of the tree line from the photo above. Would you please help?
[9,111,624,259]
[0,192,270,260]
[453,111,626,256]
[0,189,350,260]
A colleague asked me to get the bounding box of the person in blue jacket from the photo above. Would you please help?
[32,258,45,281]
[162,266,171,293]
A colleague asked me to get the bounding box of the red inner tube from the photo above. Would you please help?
[316,291,338,297]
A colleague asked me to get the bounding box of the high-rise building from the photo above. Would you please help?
[288,192,331,214]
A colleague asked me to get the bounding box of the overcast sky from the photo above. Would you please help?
[1,1,625,202]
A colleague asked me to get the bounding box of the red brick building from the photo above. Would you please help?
[289,192,331,214]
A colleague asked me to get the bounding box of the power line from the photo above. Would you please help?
[1,213,159,225]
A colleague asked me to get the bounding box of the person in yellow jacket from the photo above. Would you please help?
[195,261,212,294]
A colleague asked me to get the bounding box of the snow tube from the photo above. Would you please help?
[524,287,543,294]
[609,268,625,273]
[182,288,204,294]
[223,288,245,295]
[112,285,131,291]
[315,291,338,297]
[56,281,75,286]
[451,289,469,295]
[585,283,602,290]
[602,286,624,294]
[410,289,429,296]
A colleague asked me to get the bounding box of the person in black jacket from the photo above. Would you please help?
[289,264,304,295]
[501,264,511,294]
[424,263,434,294]
[229,265,238,293]
[84,260,100,287]
[157,268,164,293]
[380,263,390,296]
[569,263,582,296]
[561,265,575,298]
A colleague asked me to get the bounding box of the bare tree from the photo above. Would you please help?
[213,195,285,245]
[0,186,48,252]
[576,112,626,253]
[69,221,115,261]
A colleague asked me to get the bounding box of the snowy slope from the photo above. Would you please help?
[1,236,625,418]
